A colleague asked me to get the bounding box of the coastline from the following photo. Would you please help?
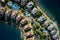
[37,5,59,34]
[35,0,59,38]
[0,23,21,40]
[36,0,55,22]
[37,4,59,38]
[36,0,60,35]
[0,0,59,40]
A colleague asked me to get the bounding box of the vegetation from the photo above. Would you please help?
[48,34,51,40]
[36,30,44,40]
[32,10,43,18]
[31,0,38,7]
[0,0,57,40]
[32,22,47,40]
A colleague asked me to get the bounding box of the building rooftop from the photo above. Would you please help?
[0,8,5,15]
[7,1,20,10]
[12,4,20,10]
[44,20,50,27]
[7,1,13,6]
[32,7,38,15]
[50,29,57,36]
[0,0,59,40]
[26,1,34,9]
[11,10,17,19]
[52,33,58,40]
[26,30,34,39]
[5,9,12,16]
[47,25,54,31]
[21,0,28,6]
[24,24,32,30]
[20,18,27,24]
[27,30,33,35]
[38,15,46,23]
[16,14,21,21]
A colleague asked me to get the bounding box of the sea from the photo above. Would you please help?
[0,22,22,40]
[37,0,60,35]
[0,0,60,40]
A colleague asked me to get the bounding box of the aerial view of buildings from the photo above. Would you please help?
[0,0,59,40]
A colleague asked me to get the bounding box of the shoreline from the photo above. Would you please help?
[0,0,59,40]
[36,0,60,36]
[36,0,55,22]
[37,5,59,38]
[35,0,59,39]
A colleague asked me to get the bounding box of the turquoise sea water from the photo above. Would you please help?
[37,0,60,35]
[0,22,22,40]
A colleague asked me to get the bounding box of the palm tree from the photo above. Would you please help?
[33,11,42,18]
[36,30,44,40]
